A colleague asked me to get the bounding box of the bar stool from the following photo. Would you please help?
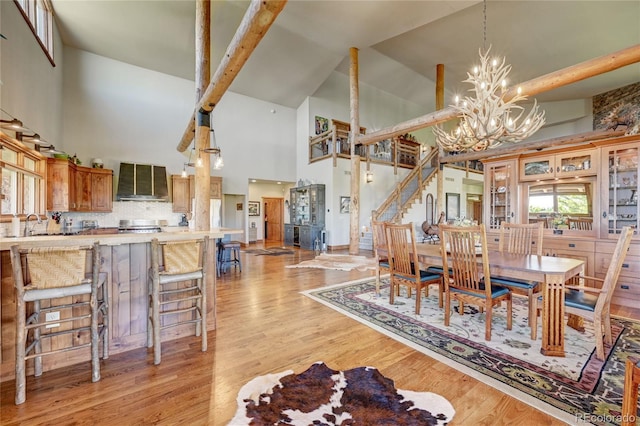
[10,242,109,405]
[217,237,242,277]
[147,237,209,365]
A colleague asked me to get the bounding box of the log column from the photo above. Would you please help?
[349,47,360,254]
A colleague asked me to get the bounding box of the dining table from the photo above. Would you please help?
[381,243,585,357]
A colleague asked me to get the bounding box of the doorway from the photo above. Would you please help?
[263,197,284,244]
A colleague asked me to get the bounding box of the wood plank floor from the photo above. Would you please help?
[1,243,638,425]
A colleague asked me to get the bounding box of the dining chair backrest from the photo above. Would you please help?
[371,220,388,257]
[598,226,633,311]
[499,222,544,256]
[568,217,593,230]
[440,224,491,298]
[385,222,419,279]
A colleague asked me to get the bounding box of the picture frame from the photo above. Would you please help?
[340,196,350,214]
[236,203,243,211]
[315,116,329,135]
[248,201,260,216]
[445,193,460,221]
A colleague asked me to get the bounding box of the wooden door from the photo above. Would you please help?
[264,197,284,243]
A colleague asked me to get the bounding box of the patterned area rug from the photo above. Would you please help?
[303,277,640,426]
[243,247,295,256]
[229,361,455,425]
[286,254,377,271]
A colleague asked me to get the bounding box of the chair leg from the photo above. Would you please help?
[506,296,513,331]
[603,311,613,346]
[15,293,27,405]
[594,316,605,361]
[389,279,396,306]
[152,276,161,365]
[91,291,100,383]
[414,286,421,314]
[200,275,207,352]
[485,304,492,341]
[444,293,451,326]
[33,300,42,377]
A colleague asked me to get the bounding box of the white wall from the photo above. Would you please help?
[247,182,294,240]
[0,2,64,144]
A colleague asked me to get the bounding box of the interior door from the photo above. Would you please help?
[264,197,284,243]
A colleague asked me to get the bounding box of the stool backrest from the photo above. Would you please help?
[153,238,207,275]
[12,245,95,290]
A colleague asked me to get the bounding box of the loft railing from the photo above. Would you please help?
[309,126,421,170]
[372,147,439,223]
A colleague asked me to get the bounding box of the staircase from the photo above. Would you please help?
[372,148,439,223]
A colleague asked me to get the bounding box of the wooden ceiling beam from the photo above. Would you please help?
[358,43,640,148]
[177,0,287,152]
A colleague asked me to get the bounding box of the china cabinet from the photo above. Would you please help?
[520,149,599,181]
[600,142,640,238]
[483,159,517,230]
[286,184,325,250]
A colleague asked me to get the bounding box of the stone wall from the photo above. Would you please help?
[593,82,640,133]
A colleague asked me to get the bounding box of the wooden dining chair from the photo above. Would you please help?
[621,356,640,426]
[385,222,442,314]
[532,226,633,360]
[148,237,209,365]
[567,217,593,230]
[440,223,512,341]
[492,222,544,339]
[10,242,109,405]
[371,220,390,296]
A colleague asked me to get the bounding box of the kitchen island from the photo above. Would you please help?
[0,228,242,381]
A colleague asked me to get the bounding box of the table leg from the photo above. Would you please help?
[541,273,566,357]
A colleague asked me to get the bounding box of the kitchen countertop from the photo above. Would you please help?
[0,227,242,250]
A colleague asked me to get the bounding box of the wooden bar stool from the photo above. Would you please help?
[147,237,209,365]
[10,242,109,405]
[217,238,242,277]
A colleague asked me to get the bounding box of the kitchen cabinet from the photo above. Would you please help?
[172,175,223,213]
[483,159,518,230]
[600,142,640,239]
[47,158,113,212]
[284,224,294,246]
[541,238,595,278]
[520,149,598,181]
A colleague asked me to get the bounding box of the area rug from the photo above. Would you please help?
[302,277,640,426]
[244,247,295,256]
[286,254,377,271]
[229,361,455,425]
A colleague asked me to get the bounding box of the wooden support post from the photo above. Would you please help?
[177,0,287,152]
[194,0,211,231]
[435,64,445,219]
[349,47,360,255]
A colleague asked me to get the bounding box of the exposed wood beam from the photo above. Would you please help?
[439,129,626,164]
[177,0,287,152]
[358,43,640,147]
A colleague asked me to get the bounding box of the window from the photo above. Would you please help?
[0,133,46,218]
[15,0,55,66]
[528,182,592,216]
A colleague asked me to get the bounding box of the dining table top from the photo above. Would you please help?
[411,243,585,275]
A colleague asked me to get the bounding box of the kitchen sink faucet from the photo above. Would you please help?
[24,213,42,237]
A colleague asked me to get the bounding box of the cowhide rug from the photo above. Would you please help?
[286,254,377,272]
[229,362,455,425]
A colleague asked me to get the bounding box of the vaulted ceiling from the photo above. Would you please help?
[51,0,640,111]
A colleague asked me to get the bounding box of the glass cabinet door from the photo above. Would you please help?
[520,157,554,181]
[555,150,598,178]
[309,187,317,224]
[485,161,516,230]
[605,145,639,236]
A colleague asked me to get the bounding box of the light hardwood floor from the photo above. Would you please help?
[1,243,638,425]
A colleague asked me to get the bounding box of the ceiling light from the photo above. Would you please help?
[432,0,545,152]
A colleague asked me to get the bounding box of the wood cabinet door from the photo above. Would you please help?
[91,169,113,212]
[46,158,72,211]
[172,175,191,213]
[75,168,92,211]
[210,176,222,199]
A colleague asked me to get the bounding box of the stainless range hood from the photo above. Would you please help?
[116,162,169,201]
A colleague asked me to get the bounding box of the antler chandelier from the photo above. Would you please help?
[433,48,545,152]
[433,0,545,152]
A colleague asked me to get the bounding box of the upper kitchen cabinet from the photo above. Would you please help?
[520,149,599,181]
[600,141,640,239]
[171,175,223,213]
[47,158,113,212]
[483,159,518,230]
